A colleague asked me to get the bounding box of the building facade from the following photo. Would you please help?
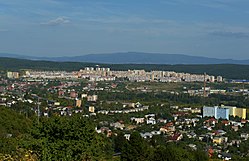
[216,108,229,120]
[221,106,247,119]
[203,106,218,118]
[203,106,229,120]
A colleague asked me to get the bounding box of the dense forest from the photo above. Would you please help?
[0,57,249,79]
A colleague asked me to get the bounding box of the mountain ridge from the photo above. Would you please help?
[0,52,249,64]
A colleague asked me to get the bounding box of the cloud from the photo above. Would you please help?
[41,17,70,26]
[210,31,249,38]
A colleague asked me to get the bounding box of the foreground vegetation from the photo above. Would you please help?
[0,107,209,161]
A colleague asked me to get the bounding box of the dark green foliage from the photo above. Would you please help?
[0,57,91,71]
[0,107,113,160]
[118,132,208,161]
[153,144,194,161]
[98,90,249,108]
[121,132,153,161]
[0,107,31,155]
[24,115,111,161]
[193,150,209,161]
[113,132,127,153]
[0,107,31,137]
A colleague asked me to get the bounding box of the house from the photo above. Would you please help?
[231,125,239,131]
[70,90,77,98]
[87,95,98,102]
[170,106,179,109]
[110,122,125,130]
[241,133,249,140]
[187,132,197,138]
[0,102,6,106]
[135,102,142,107]
[160,122,175,133]
[96,127,112,137]
[213,137,223,144]
[126,125,137,130]
[208,147,214,158]
[218,152,232,160]
[231,121,243,127]
[81,94,87,98]
[131,117,144,124]
[58,89,65,96]
[89,106,95,113]
[214,130,226,136]
[169,133,183,142]
[158,118,167,123]
[89,113,96,116]
[44,112,48,117]
[231,140,241,146]
[140,132,153,139]
[122,102,135,108]
[213,137,228,144]
[75,99,81,107]
[151,131,161,135]
[188,144,197,150]
[146,117,156,125]
[145,114,156,118]
[241,119,247,124]
[54,102,60,106]
[204,118,218,125]
[221,120,230,126]
[124,134,131,140]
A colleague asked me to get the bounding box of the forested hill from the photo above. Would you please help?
[1,52,249,64]
[0,57,249,79]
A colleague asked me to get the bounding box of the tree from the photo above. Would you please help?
[23,114,112,160]
[121,132,153,161]
[113,132,127,153]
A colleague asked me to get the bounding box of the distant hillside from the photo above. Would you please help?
[1,52,249,64]
[52,52,249,65]
[0,57,93,71]
[0,57,249,79]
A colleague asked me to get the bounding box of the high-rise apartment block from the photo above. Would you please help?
[217,76,223,82]
[7,72,19,79]
[203,106,229,120]
[203,106,247,120]
[221,106,247,119]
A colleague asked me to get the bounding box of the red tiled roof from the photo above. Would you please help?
[169,133,181,141]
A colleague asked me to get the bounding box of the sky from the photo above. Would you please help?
[0,0,249,59]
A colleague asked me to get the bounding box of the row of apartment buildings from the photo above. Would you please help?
[203,106,247,120]
[13,67,223,83]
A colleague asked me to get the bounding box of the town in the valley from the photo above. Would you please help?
[1,67,249,160]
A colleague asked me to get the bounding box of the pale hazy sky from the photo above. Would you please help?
[0,0,249,59]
